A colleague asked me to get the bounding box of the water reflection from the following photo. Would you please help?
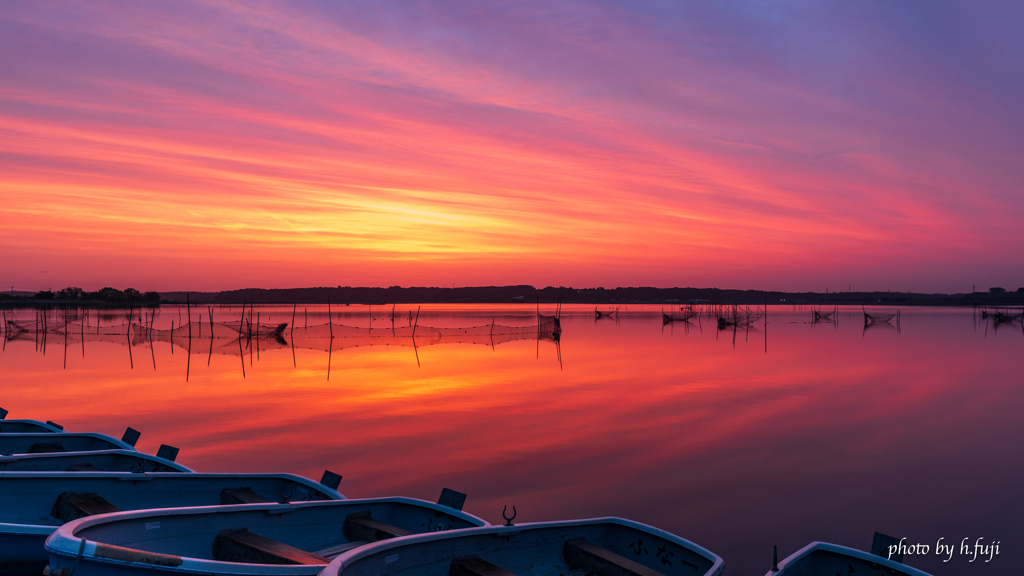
[1,305,1022,575]
[2,304,563,378]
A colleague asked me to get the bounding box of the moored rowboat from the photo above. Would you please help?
[0,432,135,454]
[322,517,725,576]
[766,542,932,576]
[0,419,65,433]
[0,449,190,473]
[0,471,343,576]
[45,497,488,575]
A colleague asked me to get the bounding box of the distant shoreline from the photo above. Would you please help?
[5,285,1022,308]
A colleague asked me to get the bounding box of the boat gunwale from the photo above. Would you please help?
[0,448,193,472]
[324,516,725,576]
[44,496,489,574]
[768,541,933,576]
[0,471,347,537]
[0,432,136,451]
[0,419,66,433]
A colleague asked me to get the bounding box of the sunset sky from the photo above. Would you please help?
[1,1,1021,293]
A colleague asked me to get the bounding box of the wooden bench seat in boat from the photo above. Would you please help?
[342,510,412,542]
[213,529,329,565]
[28,442,66,453]
[51,492,122,523]
[220,486,271,505]
[563,538,666,576]
[450,556,519,576]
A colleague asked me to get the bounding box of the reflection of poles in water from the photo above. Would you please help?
[412,306,421,368]
[237,301,246,378]
[764,299,768,354]
[327,329,333,380]
[150,324,157,371]
[126,331,133,370]
[63,302,68,369]
[186,295,192,382]
[208,320,214,367]
[208,307,214,367]
[862,307,901,337]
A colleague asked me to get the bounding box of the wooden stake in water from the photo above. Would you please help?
[186,295,192,381]
[237,301,246,378]
[327,296,333,339]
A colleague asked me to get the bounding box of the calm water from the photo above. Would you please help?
[2,304,1022,575]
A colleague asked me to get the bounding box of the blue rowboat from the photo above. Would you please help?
[45,497,487,575]
[766,542,933,576]
[0,471,342,575]
[322,517,725,576]
[0,432,135,454]
[0,449,189,473]
[0,419,65,433]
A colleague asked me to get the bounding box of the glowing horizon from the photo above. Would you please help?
[2,2,1022,293]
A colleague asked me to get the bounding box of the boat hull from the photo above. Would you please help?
[325,517,724,576]
[0,529,53,576]
[0,432,134,454]
[45,497,488,575]
[0,472,343,575]
[0,449,190,473]
[767,542,933,576]
[0,420,64,433]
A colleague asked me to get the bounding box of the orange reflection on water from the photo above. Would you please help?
[2,305,1022,575]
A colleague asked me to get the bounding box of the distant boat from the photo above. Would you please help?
[767,541,932,576]
[0,471,343,575]
[45,497,488,575]
[595,307,619,319]
[321,517,724,576]
[0,449,190,473]
[0,419,65,434]
[0,432,135,455]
